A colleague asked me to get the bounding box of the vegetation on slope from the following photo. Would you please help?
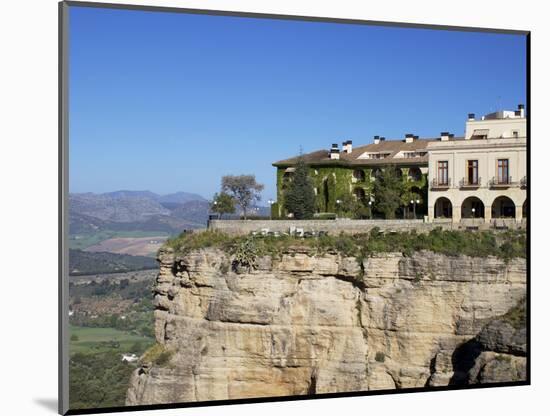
[69,349,147,410]
[70,277,155,338]
[166,228,526,261]
[500,297,527,329]
[69,249,158,275]
[69,274,156,410]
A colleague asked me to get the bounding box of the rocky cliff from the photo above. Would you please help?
[126,247,526,405]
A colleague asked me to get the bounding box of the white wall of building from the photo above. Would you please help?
[465,116,526,140]
[428,112,527,223]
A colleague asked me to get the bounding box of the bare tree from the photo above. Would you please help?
[221,175,264,220]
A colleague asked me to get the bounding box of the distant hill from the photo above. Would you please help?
[69,190,270,238]
[158,192,207,204]
[70,193,171,223]
[103,190,160,200]
[69,249,158,276]
[69,191,209,235]
[168,200,210,225]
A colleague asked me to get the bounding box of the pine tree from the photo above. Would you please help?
[283,156,316,219]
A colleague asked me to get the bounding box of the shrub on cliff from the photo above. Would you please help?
[232,237,259,271]
[165,229,526,260]
[141,343,174,367]
[166,230,232,254]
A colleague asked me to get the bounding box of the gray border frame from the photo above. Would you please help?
[59,2,530,415]
[59,2,70,414]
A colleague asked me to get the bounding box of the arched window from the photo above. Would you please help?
[393,167,403,179]
[461,197,485,218]
[371,168,382,180]
[353,187,366,201]
[408,167,422,181]
[434,197,452,218]
[353,169,365,182]
[491,196,516,218]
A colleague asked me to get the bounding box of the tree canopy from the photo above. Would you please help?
[373,167,404,219]
[221,175,264,220]
[211,192,236,219]
[335,193,370,219]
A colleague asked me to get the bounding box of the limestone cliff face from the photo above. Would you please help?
[126,248,526,405]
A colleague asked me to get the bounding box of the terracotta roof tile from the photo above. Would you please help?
[273,137,464,167]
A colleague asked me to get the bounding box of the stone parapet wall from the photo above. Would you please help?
[208,219,447,235]
[208,218,526,235]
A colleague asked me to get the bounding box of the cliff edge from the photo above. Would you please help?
[126,244,526,405]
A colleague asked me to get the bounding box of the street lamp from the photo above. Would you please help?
[336,199,342,218]
[368,200,373,220]
[410,199,420,219]
[268,199,274,220]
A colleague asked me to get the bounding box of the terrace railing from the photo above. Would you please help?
[431,177,451,189]
[459,177,482,188]
[489,176,517,188]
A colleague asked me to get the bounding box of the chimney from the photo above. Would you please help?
[342,140,353,153]
[405,133,415,144]
[329,143,340,160]
[373,135,380,145]
[468,113,476,121]
[518,104,525,118]
[440,132,450,141]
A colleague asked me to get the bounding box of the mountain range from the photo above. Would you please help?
[69,191,210,235]
[69,190,269,236]
[69,190,271,237]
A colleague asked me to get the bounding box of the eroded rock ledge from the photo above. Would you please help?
[126,248,526,405]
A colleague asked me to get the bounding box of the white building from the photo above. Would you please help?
[122,353,139,363]
[427,105,527,225]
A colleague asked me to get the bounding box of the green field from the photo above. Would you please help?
[69,230,170,250]
[69,325,154,355]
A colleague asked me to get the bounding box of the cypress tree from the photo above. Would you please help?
[283,156,316,219]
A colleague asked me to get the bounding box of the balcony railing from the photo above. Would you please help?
[459,177,481,188]
[520,176,527,188]
[489,176,517,188]
[431,177,451,189]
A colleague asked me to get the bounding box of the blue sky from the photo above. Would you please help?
[69,6,526,201]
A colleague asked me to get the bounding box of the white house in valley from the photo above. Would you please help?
[122,353,139,363]
[427,105,527,225]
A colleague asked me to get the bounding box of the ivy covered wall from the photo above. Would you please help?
[275,164,428,218]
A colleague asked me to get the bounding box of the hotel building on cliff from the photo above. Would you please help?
[273,105,527,225]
